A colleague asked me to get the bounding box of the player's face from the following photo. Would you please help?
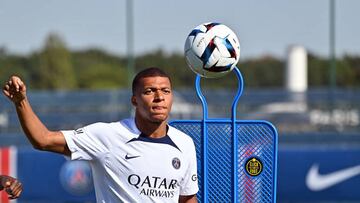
[132,76,173,123]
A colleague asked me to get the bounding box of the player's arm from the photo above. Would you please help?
[179,194,197,203]
[0,175,23,199]
[2,76,70,155]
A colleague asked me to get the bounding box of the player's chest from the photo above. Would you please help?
[103,141,187,178]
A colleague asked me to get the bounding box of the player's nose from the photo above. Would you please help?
[154,90,165,101]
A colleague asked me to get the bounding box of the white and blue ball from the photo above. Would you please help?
[184,22,240,78]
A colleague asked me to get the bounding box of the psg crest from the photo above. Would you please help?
[172,157,181,169]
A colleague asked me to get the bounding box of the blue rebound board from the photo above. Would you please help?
[170,67,278,203]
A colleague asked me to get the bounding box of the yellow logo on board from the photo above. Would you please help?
[245,157,263,176]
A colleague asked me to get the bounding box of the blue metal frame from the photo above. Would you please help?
[194,70,208,203]
[169,120,278,203]
[170,67,278,203]
[194,67,244,203]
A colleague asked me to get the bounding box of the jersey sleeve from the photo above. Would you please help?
[180,140,199,196]
[62,123,111,161]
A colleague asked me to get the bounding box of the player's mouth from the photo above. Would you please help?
[152,106,167,111]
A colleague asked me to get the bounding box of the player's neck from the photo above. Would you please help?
[134,117,168,138]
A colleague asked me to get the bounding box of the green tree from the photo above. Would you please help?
[2,40,360,90]
[0,48,30,85]
[308,54,329,87]
[135,49,194,88]
[35,33,77,89]
[342,55,360,87]
[72,49,128,89]
[240,56,283,88]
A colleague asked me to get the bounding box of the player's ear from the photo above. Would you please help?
[131,95,137,106]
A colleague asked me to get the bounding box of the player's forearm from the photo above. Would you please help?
[15,98,52,150]
[179,195,197,203]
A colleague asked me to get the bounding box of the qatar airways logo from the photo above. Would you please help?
[128,174,178,198]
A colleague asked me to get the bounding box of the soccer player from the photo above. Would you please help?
[2,67,198,203]
[0,175,23,199]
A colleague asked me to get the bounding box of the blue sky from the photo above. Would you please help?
[1,0,359,59]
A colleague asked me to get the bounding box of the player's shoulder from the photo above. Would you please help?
[80,121,125,136]
[168,125,191,139]
[80,119,137,140]
[83,122,115,131]
[168,125,195,149]
[83,118,135,131]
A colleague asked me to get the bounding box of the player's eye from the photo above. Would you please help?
[162,89,171,94]
[144,89,153,95]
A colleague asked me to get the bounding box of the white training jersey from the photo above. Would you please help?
[62,118,198,203]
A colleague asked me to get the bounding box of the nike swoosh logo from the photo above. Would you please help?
[306,163,360,191]
[125,154,140,160]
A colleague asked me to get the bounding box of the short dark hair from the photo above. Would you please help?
[132,67,171,95]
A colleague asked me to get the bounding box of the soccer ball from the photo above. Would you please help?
[184,22,240,78]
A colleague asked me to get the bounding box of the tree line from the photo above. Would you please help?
[1,33,359,90]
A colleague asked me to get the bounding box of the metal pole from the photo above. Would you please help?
[329,0,336,90]
[231,67,244,203]
[126,0,135,87]
[195,75,208,203]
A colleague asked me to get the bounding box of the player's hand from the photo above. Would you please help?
[2,76,27,104]
[1,176,23,199]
